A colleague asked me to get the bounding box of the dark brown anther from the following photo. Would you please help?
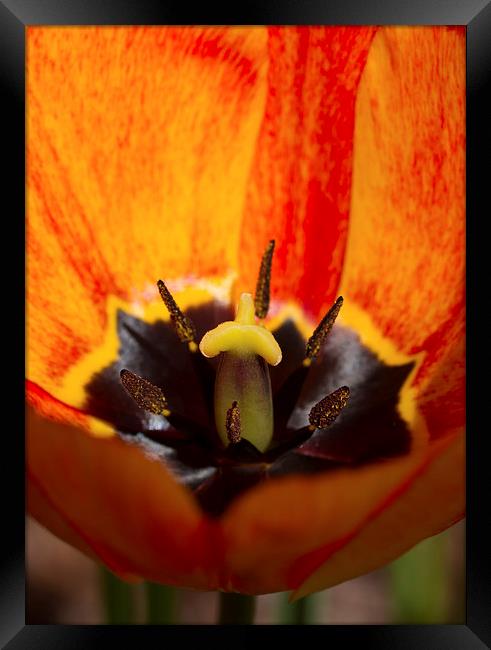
[120,369,170,416]
[225,401,241,444]
[157,280,215,420]
[305,296,344,362]
[157,279,197,346]
[254,240,275,319]
[309,386,350,429]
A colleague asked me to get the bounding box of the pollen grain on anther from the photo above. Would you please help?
[305,296,344,361]
[254,239,275,319]
[309,386,350,429]
[226,400,241,444]
[157,279,197,344]
[120,369,170,417]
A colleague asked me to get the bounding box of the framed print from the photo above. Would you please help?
[3,0,489,646]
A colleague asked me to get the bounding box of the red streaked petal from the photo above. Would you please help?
[340,27,465,384]
[27,379,91,426]
[339,26,465,443]
[290,433,464,599]
[27,26,269,389]
[237,27,377,319]
[417,327,465,441]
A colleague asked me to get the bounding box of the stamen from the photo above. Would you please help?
[254,240,275,319]
[305,296,344,363]
[120,369,170,416]
[225,401,241,444]
[309,386,350,429]
[157,280,197,347]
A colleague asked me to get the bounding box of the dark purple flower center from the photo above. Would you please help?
[84,300,414,516]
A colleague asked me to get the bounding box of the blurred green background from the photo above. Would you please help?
[27,517,465,624]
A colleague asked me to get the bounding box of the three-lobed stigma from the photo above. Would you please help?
[199,293,282,367]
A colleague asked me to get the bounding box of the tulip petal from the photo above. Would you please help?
[27,394,222,589]
[27,379,114,438]
[290,433,464,599]
[417,329,465,441]
[238,27,377,317]
[27,26,269,391]
[339,27,465,435]
[29,477,142,582]
[220,433,462,594]
[28,480,101,566]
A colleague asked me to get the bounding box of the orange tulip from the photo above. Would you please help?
[26,26,465,598]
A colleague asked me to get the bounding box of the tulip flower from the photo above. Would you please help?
[26,25,465,602]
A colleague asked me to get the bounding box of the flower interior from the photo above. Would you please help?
[82,241,416,518]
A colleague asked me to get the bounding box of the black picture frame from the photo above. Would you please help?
[4,0,490,647]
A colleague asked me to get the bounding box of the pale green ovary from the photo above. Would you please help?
[198,292,282,452]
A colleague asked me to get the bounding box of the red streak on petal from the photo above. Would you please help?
[238,27,377,320]
[285,443,448,590]
[26,379,91,427]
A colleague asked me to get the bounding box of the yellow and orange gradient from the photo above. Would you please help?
[27,26,465,596]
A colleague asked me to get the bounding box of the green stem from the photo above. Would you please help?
[389,532,449,623]
[145,582,176,624]
[218,592,256,625]
[280,593,313,624]
[100,565,135,624]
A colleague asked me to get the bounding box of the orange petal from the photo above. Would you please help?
[340,27,465,388]
[27,396,223,589]
[220,434,462,595]
[29,480,143,583]
[28,479,101,567]
[27,379,90,429]
[417,327,465,441]
[237,27,377,317]
[27,26,269,390]
[291,433,464,599]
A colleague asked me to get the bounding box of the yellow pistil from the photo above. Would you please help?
[199,293,282,366]
[199,292,282,453]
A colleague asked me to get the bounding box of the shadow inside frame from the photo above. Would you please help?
[5,0,490,647]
